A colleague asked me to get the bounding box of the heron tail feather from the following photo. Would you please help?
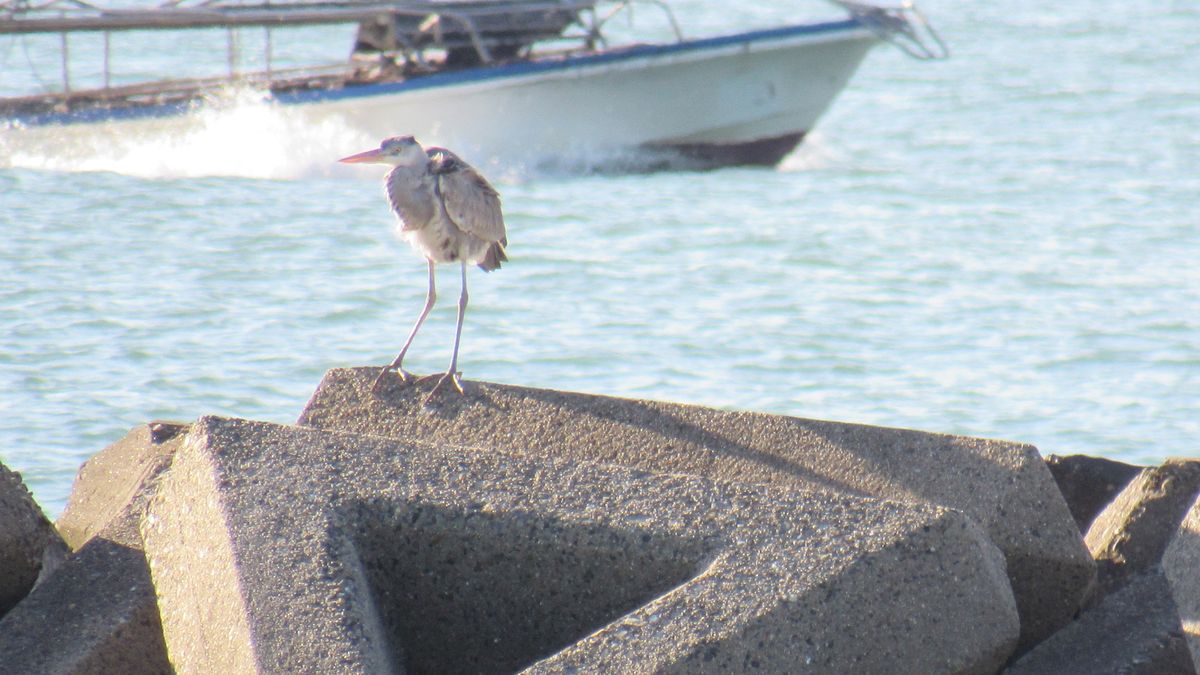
[478,241,508,272]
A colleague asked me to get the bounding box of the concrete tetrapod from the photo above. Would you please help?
[0,423,183,674]
[298,368,1094,649]
[140,416,1020,674]
[1086,459,1200,602]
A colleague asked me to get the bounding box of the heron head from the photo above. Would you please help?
[338,135,426,167]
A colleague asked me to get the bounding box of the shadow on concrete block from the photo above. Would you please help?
[353,501,707,673]
[1,462,67,618]
[1045,454,1143,534]
[1004,571,1193,675]
[0,537,170,675]
[298,368,1093,650]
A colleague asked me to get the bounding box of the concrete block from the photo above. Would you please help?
[298,368,1093,649]
[1087,460,1200,600]
[1005,571,1194,675]
[57,420,188,550]
[1045,454,1142,533]
[0,531,171,675]
[1,461,66,617]
[1164,491,1200,671]
[142,416,1020,673]
[0,423,184,674]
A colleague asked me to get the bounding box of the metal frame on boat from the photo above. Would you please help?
[0,0,946,169]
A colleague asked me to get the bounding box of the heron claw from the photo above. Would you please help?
[423,370,465,403]
[370,365,415,395]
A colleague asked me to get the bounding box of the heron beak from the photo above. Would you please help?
[338,148,385,164]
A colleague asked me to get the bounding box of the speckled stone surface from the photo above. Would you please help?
[1087,459,1200,601]
[1005,572,1194,675]
[0,424,183,674]
[0,532,171,675]
[141,416,1020,674]
[1164,492,1200,671]
[297,367,1093,649]
[0,461,64,618]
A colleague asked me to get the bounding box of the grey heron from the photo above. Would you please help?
[339,136,508,397]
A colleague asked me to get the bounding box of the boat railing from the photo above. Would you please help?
[2,0,943,121]
[0,0,683,104]
[0,1,594,104]
[829,0,947,60]
[1,61,357,118]
[584,0,681,46]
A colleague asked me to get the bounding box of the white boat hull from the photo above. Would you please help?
[312,25,878,166]
[2,22,879,170]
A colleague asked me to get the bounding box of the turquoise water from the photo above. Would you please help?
[2,0,1198,517]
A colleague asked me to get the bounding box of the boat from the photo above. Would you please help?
[0,0,946,171]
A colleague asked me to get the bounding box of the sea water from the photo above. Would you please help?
[1,0,1197,516]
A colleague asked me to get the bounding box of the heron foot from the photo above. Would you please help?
[423,370,465,403]
[370,365,416,395]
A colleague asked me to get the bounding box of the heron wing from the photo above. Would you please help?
[428,148,507,245]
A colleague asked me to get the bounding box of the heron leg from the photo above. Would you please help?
[372,259,436,393]
[427,261,468,399]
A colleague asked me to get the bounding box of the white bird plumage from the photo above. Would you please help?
[339,135,508,397]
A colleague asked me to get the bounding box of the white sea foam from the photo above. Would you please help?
[1,88,376,180]
[777,131,837,172]
[0,93,705,184]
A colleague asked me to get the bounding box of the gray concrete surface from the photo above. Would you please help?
[1045,454,1143,534]
[1005,571,1194,675]
[1,461,66,618]
[0,530,171,675]
[1164,491,1200,671]
[142,416,1020,674]
[1087,459,1200,601]
[0,424,184,673]
[298,368,1093,649]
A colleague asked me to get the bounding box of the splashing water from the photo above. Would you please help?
[0,88,682,183]
[1,88,377,180]
[0,88,768,184]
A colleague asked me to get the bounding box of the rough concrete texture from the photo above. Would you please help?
[0,461,66,618]
[1164,491,1200,671]
[0,423,185,674]
[1005,571,1195,675]
[142,416,1020,674]
[298,368,1093,649]
[1046,454,1143,534]
[0,534,171,675]
[1086,459,1200,601]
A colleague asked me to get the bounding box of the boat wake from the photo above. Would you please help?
[0,89,675,183]
[1,84,822,182]
[0,95,788,183]
[0,88,377,181]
